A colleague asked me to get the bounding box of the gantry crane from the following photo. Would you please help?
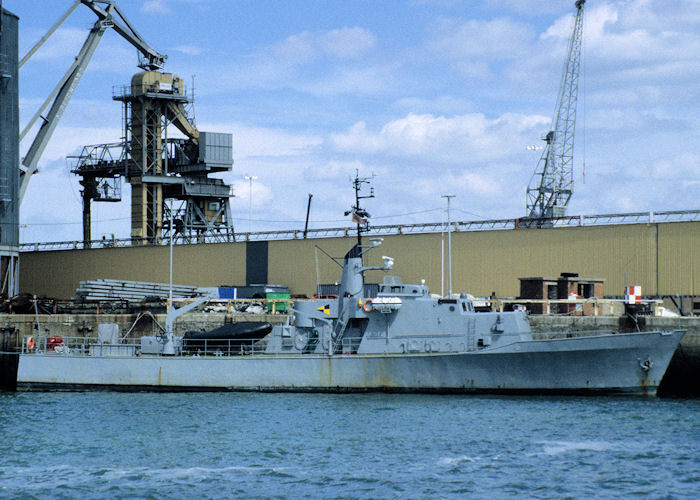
[525,0,585,221]
[71,71,235,245]
[20,0,234,246]
[18,0,166,204]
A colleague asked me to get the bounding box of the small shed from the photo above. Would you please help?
[519,273,604,314]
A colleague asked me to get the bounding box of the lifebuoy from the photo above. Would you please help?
[362,298,374,312]
[47,336,64,351]
[26,336,35,350]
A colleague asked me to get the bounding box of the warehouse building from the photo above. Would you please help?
[19,216,700,313]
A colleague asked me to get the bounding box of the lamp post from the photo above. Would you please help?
[169,212,173,305]
[244,175,257,233]
[441,195,455,297]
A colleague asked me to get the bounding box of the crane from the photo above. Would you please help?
[525,0,585,221]
[18,0,166,205]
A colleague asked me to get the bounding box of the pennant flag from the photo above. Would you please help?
[352,212,367,225]
[317,304,330,315]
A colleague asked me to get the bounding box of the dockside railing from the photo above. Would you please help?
[5,295,671,317]
[482,297,664,316]
[19,209,700,251]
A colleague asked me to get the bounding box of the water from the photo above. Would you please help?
[1,392,698,499]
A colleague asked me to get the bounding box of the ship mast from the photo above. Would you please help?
[344,170,374,246]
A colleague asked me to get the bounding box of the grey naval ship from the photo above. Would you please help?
[16,235,684,394]
[16,181,684,395]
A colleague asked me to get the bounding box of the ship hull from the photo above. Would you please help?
[16,330,684,396]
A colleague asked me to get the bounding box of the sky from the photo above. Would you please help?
[7,0,700,243]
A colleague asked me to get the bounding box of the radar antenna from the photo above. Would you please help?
[344,170,374,245]
[525,0,585,221]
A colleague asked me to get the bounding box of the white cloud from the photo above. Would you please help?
[622,0,700,32]
[317,27,377,60]
[453,60,493,80]
[393,95,474,114]
[271,32,318,64]
[304,159,367,181]
[650,153,700,180]
[541,7,582,41]
[584,2,700,69]
[427,17,535,60]
[327,112,549,164]
[175,45,205,56]
[407,170,503,199]
[271,26,376,64]
[585,5,655,63]
[20,157,86,242]
[196,122,322,159]
[21,126,122,166]
[458,171,503,197]
[25,28,86,62]
[427,0,700,99]
[19,27,156,94]
[13,0,700,243]
[295,64,397,96]
[230,178,274,211]
[213,26,382,95]
[482,0,567,17]
[141,0,171,14]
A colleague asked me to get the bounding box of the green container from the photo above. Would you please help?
[266,292,290,313]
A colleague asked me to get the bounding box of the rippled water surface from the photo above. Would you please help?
[1,392,698,498]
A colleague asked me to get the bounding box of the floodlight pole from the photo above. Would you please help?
[245,175,257,234]
[169,211,173,304]
[441,195,455,297]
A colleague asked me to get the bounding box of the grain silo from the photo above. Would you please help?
[0,6,19,296]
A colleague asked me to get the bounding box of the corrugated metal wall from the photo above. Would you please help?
[19,221,700,299]
[0,8,19,247]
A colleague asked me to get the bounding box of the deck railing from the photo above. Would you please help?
[20,334,267,356]
[20,328,669,358]
[21,335,139,355]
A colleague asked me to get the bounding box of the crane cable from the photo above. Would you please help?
[582,17,586,185]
